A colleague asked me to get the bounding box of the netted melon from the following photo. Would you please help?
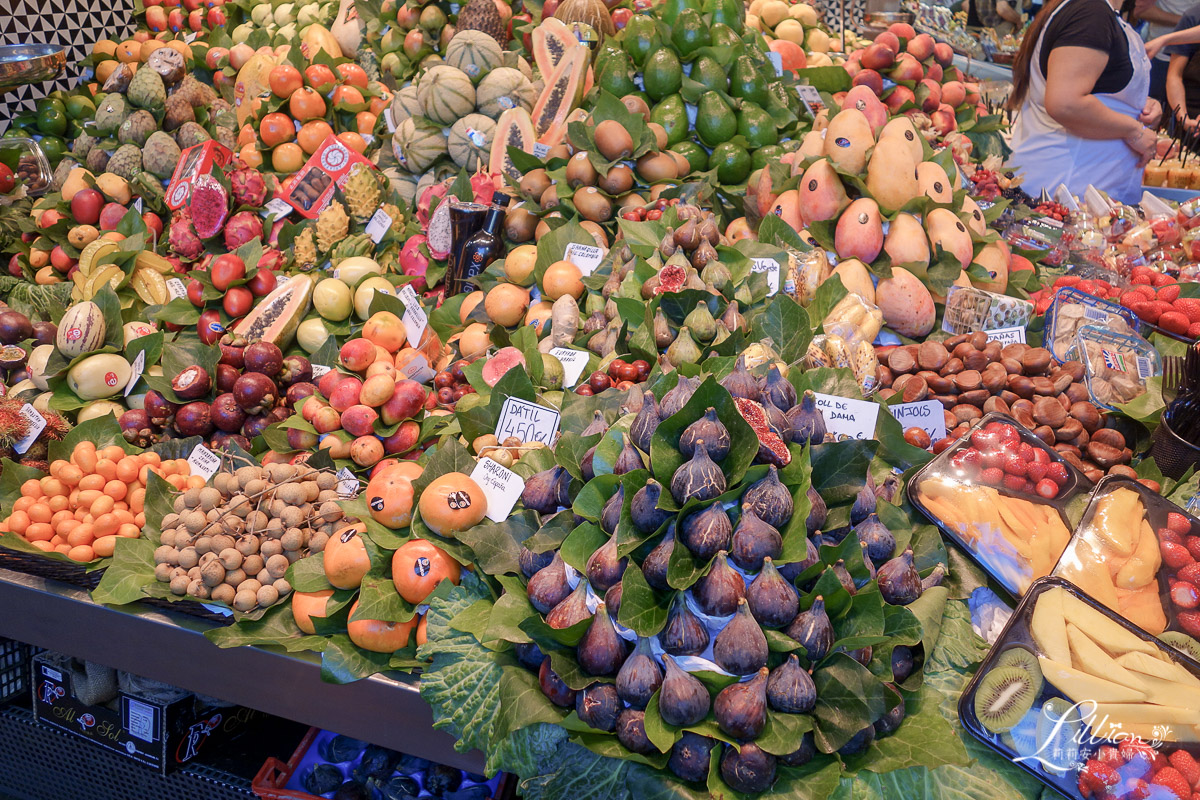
[417,65,476,126]
[444,30,503,84]
[389,85,422,128]
[449,114,497,170]
[476,67,537,119]
[392,117,448,174]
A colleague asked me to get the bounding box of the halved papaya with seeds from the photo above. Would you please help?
[532,45,589,144]
[531,17,576,78]
[490,107,537,182]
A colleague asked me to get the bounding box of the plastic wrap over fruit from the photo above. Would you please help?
[823,292,884,349]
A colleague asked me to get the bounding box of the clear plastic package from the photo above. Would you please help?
[1044,288,1139,363]
[942,285,1035,335]
[822,292,883,349]
[0,137,51,197]
[1075,324,1160,410]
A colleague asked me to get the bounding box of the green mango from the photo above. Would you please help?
[738,101,778,148]
[643,48,683,102]
[695,91,736,147]
[728,54,770,107]
[690,54,728,93]
[650,95,689,146]
[670,8,710,58]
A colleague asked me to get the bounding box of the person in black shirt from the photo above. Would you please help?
[1007,0,1161,201]
[1146,6,1200,125]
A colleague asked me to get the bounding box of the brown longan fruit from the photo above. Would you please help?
[201,560,226,588]
[182,510,207,534]
[170,575,189,595]
[242,554,264,576]
[232,590,257,611]
[161,513,180,531]
[274,579,292,596]
[256,585,280,607]
[154,563,174,582]
[266,554,290,579]
[316,472,337,490]
[260,539,284,558]
[210,584,235,605]
[177,547,199,570]
[236,536,260,556]
[239,579,263,596]
[224,568,246,587]
[280,528,305,552]
[219,548,243,570]
[186,580,210,600]
[154,545,175,565]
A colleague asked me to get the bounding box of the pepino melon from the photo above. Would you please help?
[531,17,576,78]
[490,108,536,181]
[531,44,589,144]
[449,114,496,170]
[444,30,503,83]
[417,65,476,126]
[393,117,449,174]
[475,67,537,119]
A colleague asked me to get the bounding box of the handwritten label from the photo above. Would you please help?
[166,278,187,300]
[812,393,880,440]
[311,364,331,379]
[187,444,222,480]
[532,142,551,159]
[751,257,780,296]
[261,197,292,222]
[767,51,783,76]
[549,347,589,388]
[888,400,947,445]
[365,207,393,244]
[469,457,526,523]
[13,404,46,454]
[564,242,605,275]
[398,284,427,348]
[402,354,436,384]
[985,326,1027,345]
[336,466,360,499]
[495,397,561,445]
[124,350,147,397]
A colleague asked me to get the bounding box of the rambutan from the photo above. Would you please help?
[42,411,70,440]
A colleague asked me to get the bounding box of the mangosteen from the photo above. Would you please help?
[143,390,178,427]
[7,367,29,384]
[216,363,240,393]
[119,408,157,447]
[243,341,283,377]
[31,321,56,346]
[0,345,27,372]
[286,382,316,407]
[267,405,289,422]
[171,365,212,401]
[218,336,245,368]
[232,372,277,415]
[278,354,312,386]
[211,393,247,433]
[241,414,273,438]
[0,310,32,345]
[175,401,214,437]
[210,431,251,451]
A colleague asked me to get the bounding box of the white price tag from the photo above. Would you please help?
[532,142,551,159]
[261,198,292,221]
[365,207,393,244]
[767,51,783,76]
[13,404,46,455]
[398,285,428,348]
[470,457,526,523]
[564,242,605,275]
[984,326,1027,345]
[549,347,589,388]
[401,354,436,384]
[812,393,880,441]
[187,444,222,480]
[384,106,397,133]
[361,134,374,146]
[797,85,823,116]
[751,258,780,296]
[495,397,561,445]
[123,350,147,397]
[183,31,198,43]
[311,364,331,379]
[887,400,947,445]
[133,197,143,213]
[166,278,187,300]
[336,466,360,499]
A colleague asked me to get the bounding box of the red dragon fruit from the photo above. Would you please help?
[229,164,267,208]
[224,211,264,250]
[416,179,452,229]
[268,217,287,247]
[400,234,431,292]
[188,175,230,239]
[426,200,452,260]
[169,211,205,260]
[470,169,498,206]
[258,248,285,270]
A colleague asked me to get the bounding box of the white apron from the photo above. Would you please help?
[1008,0,1150,204]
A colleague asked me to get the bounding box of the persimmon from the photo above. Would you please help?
[297,120,334,154]
[289,87,327,121]
[356,112,377,135]
[391,539,461,604]
[259,112,295,148]
[336,63,368,88]
[364,466,415,529]
[347,601,417,653]
[415,614,428,646]
[237,124,257,147]
[305,63,336,94]
[418,472,487,537]
[323,522,370,589]
[239,145,264,169]
[272,142,305,173]
[292,589,334,634]
[338,133,367,154]
[269,64,303,98]
[331,85,364,106]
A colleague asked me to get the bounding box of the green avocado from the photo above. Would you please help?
[671,8,711,58]
[690,54,728,93]
[643,48,683,102]
[622,15,660,68]
[650,94,689,146]
[695,91,736,147]
[738,101,778,149]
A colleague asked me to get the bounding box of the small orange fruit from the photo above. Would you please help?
[346,601,418,653]
[292,589,334,634]
[272,142,305,173]
[364,465,415,528]
[418,472,487,537]
[391,539,461,604]
[289,87,326,121]
[298,120,334,154]
[322,522,370,589]
[259,112,295,148]
[269,64,303,98]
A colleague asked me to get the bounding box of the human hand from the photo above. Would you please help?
[1126,125,1158,168]
[1146,36,1170,60]
[1140,97,1163,127]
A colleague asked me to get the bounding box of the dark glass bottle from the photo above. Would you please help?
[453,193,510,295]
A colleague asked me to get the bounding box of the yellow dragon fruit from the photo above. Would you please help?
[316,201,350,252]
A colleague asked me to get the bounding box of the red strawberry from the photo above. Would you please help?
[1177,298,1200,323]
[1179,610,1200,637]
[1161,311,1191,336]
[1178,563,1200,584]
[1060,275,1082,287]
[1002,474,1026,492]
[1169,512,1194,535]
[1171,581,1200,609]
[1188,536,1200,561]
[1157,300,1180,319]
[1160,284,1183,303]
[1152,766,1193,799]
[1096,745,1122,764]
[1131,301,1162,323]
[1162,541,1196,569]
[1169,750,1200,787]
[1120,779,1151,800]
[1026,462,1048,482]
[1155,271,1178,287]
[1080,760,1121,797]
[1122,739,1163,772]
[1163,528,1184,545]
[1132,266,1155,284]
[1122,290,1147,306]
[1190,322,1200,340]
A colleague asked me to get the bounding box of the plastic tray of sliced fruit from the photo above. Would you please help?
[959,578,1200,800]
[1053,475,1200,640]
[908,413,1092,597]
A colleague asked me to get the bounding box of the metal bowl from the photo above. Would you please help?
[0,44,66,91]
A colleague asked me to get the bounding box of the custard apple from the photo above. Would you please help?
[94,96,128,135]
[143,132,181,180]
[162,94,194,132]
[86,147,111,173]
[107,145,143,180]
[174,121,209,151]
[128,67,166,110]
[72,130,97,161]
[118,110,156,147]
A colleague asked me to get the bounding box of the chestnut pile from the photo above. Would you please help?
[509,383,943,793]
[121,336,316,451]
[153,462,343,610]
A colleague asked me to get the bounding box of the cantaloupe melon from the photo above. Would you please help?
[417,65,476,126]
[393,117,448,174]
[475,67,536,119]
[444,30,503,83]
[449,114,496,170]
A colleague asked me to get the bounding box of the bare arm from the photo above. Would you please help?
[1137,5,1182,25]
[1148,24,1200,58]
[1044,47,1146,139]
[1166,53,1194,125]
[996,0,1023,24]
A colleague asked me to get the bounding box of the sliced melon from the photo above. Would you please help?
[233,274,314,348]
[1124,672,1200,711]
[1030,587,1070,665]
[1065,624,1147,693]
[490,107,536,182]
[1090,703,1200,726]
[531,43,589,145]
[1117,651,1200,687]
[1037,657,1147,705]
[1060,592,1159,656]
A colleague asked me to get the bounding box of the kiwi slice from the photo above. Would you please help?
[1159,632,1200,663]
[1034,697,1083,775]
[993,647,1045,696]
[973,666,1039,734]
[999,706,1039,756]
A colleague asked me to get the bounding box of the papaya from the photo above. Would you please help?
[531,17,576,77]
[531,44,589,144]
[490,107,537,182]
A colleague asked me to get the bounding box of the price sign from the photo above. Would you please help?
[365,207,393,244]
[261,198,292,222]
[311,365,331,379]
[564,242,605,275]
[124,350,147,397]
[532,142,551,159]
[469,457,526,522]
[336,466,360,499]
[133,198,143,213]
[401,354,436,384]
[888,400,947,445]
[549,347,590,388]
[812,393,880,440]
[13,404,46,455]
[985,326,1027,345]
[495,397,561,445]
[751,258,780,296]
[187,444,222,480]
[166,278,187,300]
[398,284,427,348]
[797,85,823,116]
[767,51,783,76]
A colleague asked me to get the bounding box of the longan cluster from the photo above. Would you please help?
[152,462,346,611]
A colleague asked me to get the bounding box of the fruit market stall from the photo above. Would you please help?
[2,0,1200,798]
